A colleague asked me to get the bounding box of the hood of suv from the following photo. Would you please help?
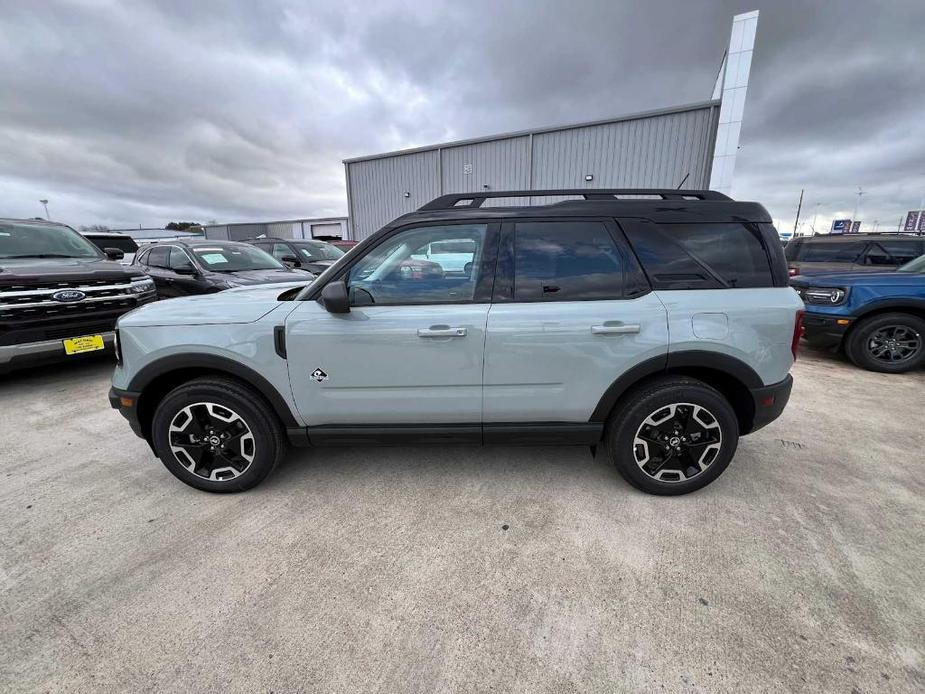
[791,270,924,288]
[0,256,146,283]
[212,268,313,286]
[118,283,301,327]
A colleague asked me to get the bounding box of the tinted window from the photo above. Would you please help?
[84,236,139,253]
[0,222,102,260]
[660,223,773,288]
[797,241,865,263]
[512,221,623,301]
[877,239,924,265]
[146,246,170,268]
[347,224,487,305]
[784,238,802,261]
[295,241,344,261]
[270,243,292,261]
[169,246,194,270]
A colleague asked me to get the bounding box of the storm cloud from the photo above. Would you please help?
[1,0,923,232]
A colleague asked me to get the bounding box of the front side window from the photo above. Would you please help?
[347,224,487,305]
[169,247,195,271]
[190,244,283,272]
[512,221,623,301]
[270,243,292,261]
[0,222,102,260]
[146,246,170,268]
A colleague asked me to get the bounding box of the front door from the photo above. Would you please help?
[285,222,499,427]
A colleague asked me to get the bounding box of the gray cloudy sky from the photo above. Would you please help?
[1,0,923,232]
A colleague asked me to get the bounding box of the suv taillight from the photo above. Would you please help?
[788,267,799,277]
[791,310,804,360]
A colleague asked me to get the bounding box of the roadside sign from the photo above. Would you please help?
[919,213,925,233]
[831,219,851,234]
[904,211,921,232]
[851,221,861,233]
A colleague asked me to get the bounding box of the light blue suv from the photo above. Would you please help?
[110,190,803,495]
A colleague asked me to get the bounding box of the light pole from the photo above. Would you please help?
[810,202,823,235]
[39,199,50,219]
[851,186,863,228]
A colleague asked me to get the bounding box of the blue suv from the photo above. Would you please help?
[791,254,925,373]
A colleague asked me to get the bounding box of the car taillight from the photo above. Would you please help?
[791,310,804,360]
[788,267,799,277]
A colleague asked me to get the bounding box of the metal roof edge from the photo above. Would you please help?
[343,100,721,164]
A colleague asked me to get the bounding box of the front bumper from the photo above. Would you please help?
[747,374,793,433]
[802,312,854,347]
[0,331,115,372]
[109,386,146,441]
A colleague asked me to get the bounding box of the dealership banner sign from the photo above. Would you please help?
[851,221,861,233]
[904,211,921,232]
[831,219,852,234]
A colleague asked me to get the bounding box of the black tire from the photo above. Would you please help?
[151,377,286,492]
[844,312,925,374]
[605,376,739,496]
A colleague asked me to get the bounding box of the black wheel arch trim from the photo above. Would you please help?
[127,353,300,428]
[852,298,925,320]
[590,350,764,422]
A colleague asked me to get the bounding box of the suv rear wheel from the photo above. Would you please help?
[606,377,739,495]
[151,377,286,492]
[845,312,925,374]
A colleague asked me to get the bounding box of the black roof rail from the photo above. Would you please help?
[419,189,731,211]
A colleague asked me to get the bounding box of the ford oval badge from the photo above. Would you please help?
[51,290,87,303]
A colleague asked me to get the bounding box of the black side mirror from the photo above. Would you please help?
[321,279,350,313]
[174,265,198,276]
[281,255,301,267]
[104,247,124,260]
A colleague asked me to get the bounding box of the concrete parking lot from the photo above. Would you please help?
[1,347,923,693]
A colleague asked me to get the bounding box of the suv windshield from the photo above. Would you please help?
[294,241,344,261]
[191,244,283,272]
[0,221,103,259]
[897,254,925,273]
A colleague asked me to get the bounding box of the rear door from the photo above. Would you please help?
[141,246,176,296]
[483,218,667,423]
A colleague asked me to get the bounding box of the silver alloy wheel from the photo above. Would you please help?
[632,402,722,483]
[867,324,922,364]
[168,402,256,481]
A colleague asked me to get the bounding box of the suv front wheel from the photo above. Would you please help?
[606,377,740,495]
[151,377,286,492]
[844,312,925,374]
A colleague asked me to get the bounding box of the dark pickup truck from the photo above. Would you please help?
[0,218,156,374]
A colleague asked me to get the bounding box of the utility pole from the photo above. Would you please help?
[851,186,864,226]
[810,202,823,236]
[39,199,50,219]
[793,189,804,236]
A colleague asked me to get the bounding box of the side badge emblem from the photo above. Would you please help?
[310,368,328,383]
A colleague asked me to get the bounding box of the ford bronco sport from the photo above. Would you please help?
[110,189,803,495]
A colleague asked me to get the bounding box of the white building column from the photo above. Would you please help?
[710,10,759,196]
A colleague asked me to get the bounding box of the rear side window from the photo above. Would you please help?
[865,239,924,266]
[797,241,865,263]
[85,236,139,253]
[512,221,623,301]
[623,222,773,288]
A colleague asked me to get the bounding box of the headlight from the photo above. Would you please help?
[129,277,156,294]
[801,287,847,305]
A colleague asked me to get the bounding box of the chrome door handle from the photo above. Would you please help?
[591,323,640,335]
[417,327,467,337]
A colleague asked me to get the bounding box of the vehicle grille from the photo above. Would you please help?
[0,279,138,321]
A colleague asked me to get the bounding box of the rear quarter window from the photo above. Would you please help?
[623,222,774,289]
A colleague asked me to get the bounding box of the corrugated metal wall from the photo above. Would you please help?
[345,102,720,241]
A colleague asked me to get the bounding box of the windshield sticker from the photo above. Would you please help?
[200,253,228,264]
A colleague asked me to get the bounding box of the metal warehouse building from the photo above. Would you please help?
[202,216,348,242]
[344,11,758,241]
